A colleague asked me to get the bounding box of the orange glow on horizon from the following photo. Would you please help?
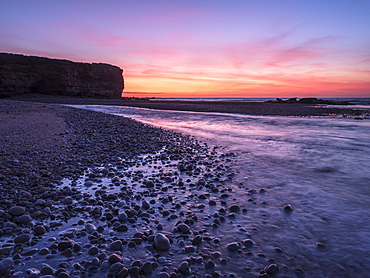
[122,74,370,99]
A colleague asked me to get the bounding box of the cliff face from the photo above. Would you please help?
[0,53,124,99]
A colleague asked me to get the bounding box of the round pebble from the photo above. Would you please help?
[242,239,254,248]
[177,223,190,234]
[16,214,32,224]
[154,233,171,251]
[226,242,240,252]
[14,233,30,244]
[109,240,122,251]
[8,206,26,216]
[229,204,241,212]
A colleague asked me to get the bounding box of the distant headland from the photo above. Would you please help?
[0,53,124,99]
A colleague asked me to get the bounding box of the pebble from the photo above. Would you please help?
[109,240,122,251]
[141,262,153,275]
[62,197,73,205]
[284,204,293,212]
[118,212,128,222]
[229,204,241,213]
[57,240,73,250]
[85,223,96,234]
[41,265,54,275]
[110,262,124,274]
[176,223,190,234]
[116,224,128,232]
[205,260,215,269]
[88,246,99,255]
[264,264,280,275]
[178,261,190,275]
[34,225,46,235]
[154,233,171,250]
[192,235,202,245]
[14,233,30,244]
[109,253,123,264]
[142,200,150,209]
[8,206,26,216]
[0,258,13,275]
[242,239,254,248]
[226,242,240,252]
[158,272,170,278]
[16,214,32,224]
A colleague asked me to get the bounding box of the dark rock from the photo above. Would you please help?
[57,240,73,250]
[8,206,26,216]
[176,223,190,234]
[264,264,279,275]
[109,253,123,264]
[16,214,32,224]
[110,240,122,251]
[229,204,240,213]
[154,233,171,251]
[0,258,13,275]
[178,261,190,275]
[284,205,293,212]
[226,242,240,252]
[14,233,30,244]
[242,239,254,248]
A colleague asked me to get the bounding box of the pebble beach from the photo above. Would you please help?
[1,98,369,278]
[0,99,268,278]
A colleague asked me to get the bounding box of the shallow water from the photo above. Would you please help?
[68,104,370,277]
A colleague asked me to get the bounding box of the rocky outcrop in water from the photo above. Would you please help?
[0,53,124,98]
[265,97,353,105]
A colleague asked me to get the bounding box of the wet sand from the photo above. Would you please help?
[8,94,369,117]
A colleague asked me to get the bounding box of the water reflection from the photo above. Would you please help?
[67,104,370,276]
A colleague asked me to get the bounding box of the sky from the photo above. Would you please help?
[1,0,370,98]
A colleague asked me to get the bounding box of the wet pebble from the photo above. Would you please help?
[14,233,30,244]
[0,258,13,275]
[34,225,46,235]
[8,206,26,216]
[264,264,280,275]
[16,214,32,224]
[118,212,128,222]
[242,239,254,248]
[40,265,55,275]
[109,240,122,251]
[178,261,190,275]
[158,272,170,278]
[176,223,190,234]
[109,253,123,264]
[110,262,124,274]
[57,240,73,250]
[85,223,96,234]
[88,245,99,255]
[226,242,240,252]
[284,204,293,212]
[154,233,171,251]
[192,235,202,245]
[229,204,240,213]
[205,260,215,269]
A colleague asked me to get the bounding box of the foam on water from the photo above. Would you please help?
[67,104,370,276]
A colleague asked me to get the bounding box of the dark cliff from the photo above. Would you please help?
[0,53,124,99]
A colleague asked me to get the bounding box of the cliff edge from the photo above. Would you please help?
[0,53,124,99]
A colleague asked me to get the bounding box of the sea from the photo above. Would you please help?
[67,98,370,277]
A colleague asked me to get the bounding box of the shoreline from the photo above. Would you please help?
[1,98,368,277]
[6,94,369,117]
[0,99,257,277]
